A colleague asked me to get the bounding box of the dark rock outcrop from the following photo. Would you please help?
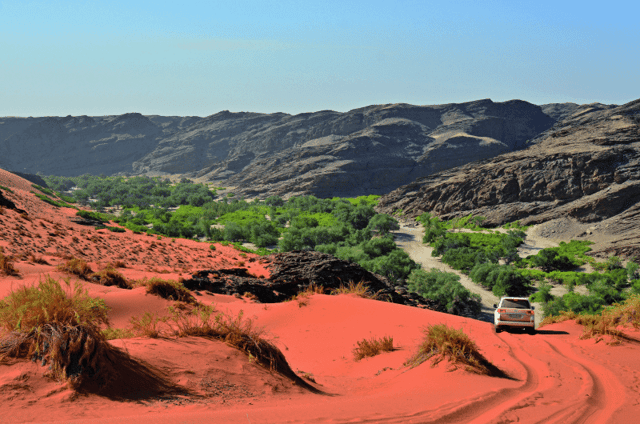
[0,188,27,215]
[181,251,441,310]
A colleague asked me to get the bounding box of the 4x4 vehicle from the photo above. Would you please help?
[493,297,535,334]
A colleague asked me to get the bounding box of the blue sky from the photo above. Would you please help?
[1,0,638,117]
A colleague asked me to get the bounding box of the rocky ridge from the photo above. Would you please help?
[1,99,580,197]
[376,98,640,258]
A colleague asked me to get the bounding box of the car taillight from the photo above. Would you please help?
[498,309,505,313]
[525,310,534,315]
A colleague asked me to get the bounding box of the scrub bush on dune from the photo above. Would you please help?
[128,304,320,392]
[352,336,394,360]
[135,277,196,304]
[0,276,120,389]
[90,265,131,289]
[0,248,19,276]
[57,258,93,280]
[405,324,506,377]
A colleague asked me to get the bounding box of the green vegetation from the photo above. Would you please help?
[43,174,216,209]
[0,185,14,194]
[419,212,640,319]
[407,269,481,315]
[43,174,417,282]
[30,184,77,209]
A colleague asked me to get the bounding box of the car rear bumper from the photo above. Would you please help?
[496,321,535,328]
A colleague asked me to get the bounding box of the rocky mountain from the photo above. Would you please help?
[376,98,640,258]
[1,99,576,197]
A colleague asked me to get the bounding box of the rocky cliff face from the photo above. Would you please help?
[1,99,566,197]
[376,99,640,257]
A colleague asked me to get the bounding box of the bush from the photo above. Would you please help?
[530,248,578,272]
[407,269,481,316]
[352,336,394,360]
[57,258,93,280]
[366,214,399,234]
[0,276,118,388]
[0,249,19,276]
[362,249,419,282]
[469,263,532,297]
[90,266,131,289]
[330,281,382,299]
[441,247,482,272]
[404,324,502,376]
[136,277,196,304]
[530,282,554,303]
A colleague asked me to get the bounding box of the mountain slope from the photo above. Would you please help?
[2,99,564,197]
[376,98,640,257]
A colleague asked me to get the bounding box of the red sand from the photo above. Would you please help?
[1,169,639,423]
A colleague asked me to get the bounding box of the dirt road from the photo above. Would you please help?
[393,223,560,324]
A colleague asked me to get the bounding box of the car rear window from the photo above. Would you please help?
[501,299,531,309]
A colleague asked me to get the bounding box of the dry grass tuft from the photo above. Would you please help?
[136,277,196,304]
[0,248,19,276]
[57,258,93,280]
[28,253,49,265]
[539,311,578,327]
[405,324,504,376]
[91,266,131,289]
[539,296,640,345]
[0,276,120,389]
[287,283,325,307]
[127,304,320,391]
[330,280,384,300]
[352,336,395,361]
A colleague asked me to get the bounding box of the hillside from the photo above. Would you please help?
[1,169,640,423]
[377,98,640,258]
[1,99,581,198]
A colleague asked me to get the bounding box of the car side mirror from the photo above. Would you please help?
[493,304,497,308]
[531,306,535,310]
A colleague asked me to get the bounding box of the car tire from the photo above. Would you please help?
[494,325,501,333]
[526,327,536,335]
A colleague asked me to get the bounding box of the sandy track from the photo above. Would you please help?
[393,224,501,322]
[393,223,566,325]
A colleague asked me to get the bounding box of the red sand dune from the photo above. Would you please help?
[1,169,639,423]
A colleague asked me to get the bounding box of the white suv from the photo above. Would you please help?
[493,297,535,334]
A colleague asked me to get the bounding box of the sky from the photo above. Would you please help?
[1,0,639,117]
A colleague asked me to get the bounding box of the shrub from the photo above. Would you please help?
[530,282,554,303]
[28,254,49,265]
[330,281,380,299]
[352,336,394,360]
[540,296,640,344]
[404,324,502,376]
[469,263,532,297]
[161,307,315,388]
[0,276,118,388]
[407,269,481,316]
[137,277,196,303]
[129,311,166,338]
[0,249,19,276]
[90,266,131,289]
[57,258,93,280]
[441,247,482,272]
[366,214,399,234]
[529,248,578,272]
